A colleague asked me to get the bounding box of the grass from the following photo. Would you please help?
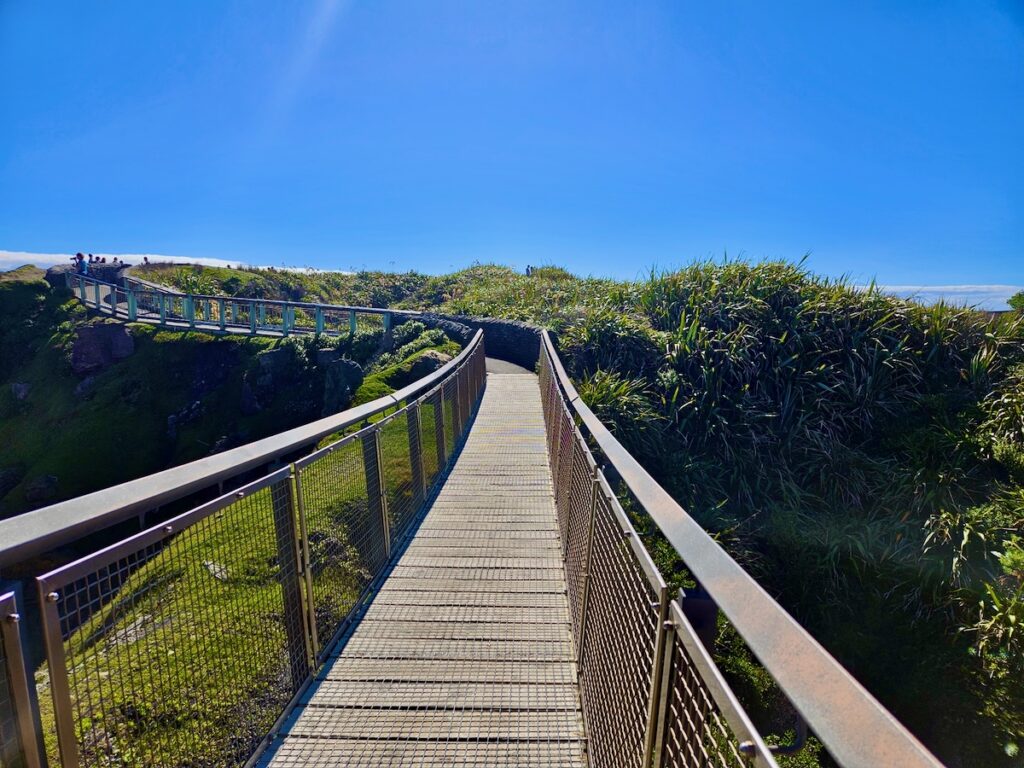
[35,477,376,767]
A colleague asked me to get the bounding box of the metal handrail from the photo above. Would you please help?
[0,329,484,569]
[541,330,943,768]
[119,274,416,316]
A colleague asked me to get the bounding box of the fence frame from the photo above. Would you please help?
[1,591,42,768]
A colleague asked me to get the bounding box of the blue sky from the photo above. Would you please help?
[1,2,1022,305]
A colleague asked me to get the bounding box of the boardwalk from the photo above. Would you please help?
[261,372,588,767]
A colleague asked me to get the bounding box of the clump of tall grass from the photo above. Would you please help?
[555,260,1024,765]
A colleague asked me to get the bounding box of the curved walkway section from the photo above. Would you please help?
[261,373,586,767]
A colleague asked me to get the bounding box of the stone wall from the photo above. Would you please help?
[425,314,542,370]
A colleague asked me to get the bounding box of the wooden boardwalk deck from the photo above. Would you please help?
[261,373,587,767]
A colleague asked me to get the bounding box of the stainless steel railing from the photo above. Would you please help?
[538,330,943,768]
[65,272,414,338]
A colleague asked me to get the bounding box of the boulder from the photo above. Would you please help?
[71,323,135,375]
[336,358,364,390]
[316,349,341,366]
[407,350,452,381]
[257,348,290,376]
[321,358,363,416]
[44,264,74,290]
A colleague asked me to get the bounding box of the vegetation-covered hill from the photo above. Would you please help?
[0,267,459,521]
[134,259,1024,766]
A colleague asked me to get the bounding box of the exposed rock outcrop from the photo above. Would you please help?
[71,323,135,375]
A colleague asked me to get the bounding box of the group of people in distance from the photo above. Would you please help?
[71,252,150,274]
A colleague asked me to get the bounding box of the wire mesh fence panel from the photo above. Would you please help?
[563,436,595,643]
[296,437,383,655]
[379,412,417,542]
[442,378,457,464]
[418,389,442,489]
[36,470,307,768]
[554,406,575,545]
[578,489,661,768]
[659,602,763,768]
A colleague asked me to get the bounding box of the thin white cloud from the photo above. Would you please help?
[0,250,241,270]
[860,284,1022,311]
[0,250,342,275]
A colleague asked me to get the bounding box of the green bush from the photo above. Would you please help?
[391,319,426,347]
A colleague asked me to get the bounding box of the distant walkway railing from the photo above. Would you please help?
[66,272,413,337]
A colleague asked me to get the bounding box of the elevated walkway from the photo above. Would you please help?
[262,374,586,766]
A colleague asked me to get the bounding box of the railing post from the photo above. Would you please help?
[185,296,195,328]
[549,384,565,480]
[127,289,137,321]
[272,472,313,687]
[249,302,257,335]
[93,280,101,310]
[363,430,391,560]
[219,299,226,331]
[282,306,291,337]
[407,403,427,506]
[642,587,673,767]
[576,471,600,665]
[460,365,471,426]
[349,310,357,336]
[1,594,43,768]
[315,307,324,336]
[434,389,447,467]
[648,607,677,768]
[291,465,320,661]
[452,373,464,441]
[37,587,80,768]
